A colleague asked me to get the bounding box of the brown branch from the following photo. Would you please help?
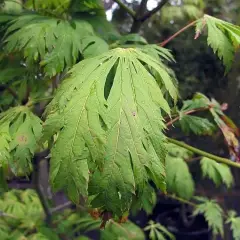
[140,0,169,21]
[160,20,198,47]
[131,0,148,33]
[32,150,52,225]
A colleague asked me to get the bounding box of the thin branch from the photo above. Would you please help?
[166,107,209,127]
[51,201,73,214]
[0,84,19,100]
[0,211,18,219]
[159,192,196,206]
[167,137,240,169]
[140,0,169,21]
[160,20,198,47]
[32,150,52,225]
[112,0,136,18]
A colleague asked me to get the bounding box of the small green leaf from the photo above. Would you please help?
[194,197,224,236]
[201,157,233,188]
[166,144,194,199]
[0,106,42,175]
[179,115,215,135]
[196,15,240,72]
[144,220,175,240]
[226,210,240,240]
[131,184,157,215]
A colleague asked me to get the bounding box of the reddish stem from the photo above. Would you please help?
[160,20,198,47]
[166,107,209,127]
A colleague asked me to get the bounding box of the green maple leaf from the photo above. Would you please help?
[226,210,240,240]
[166,144,194,199]
[201,157,233,188]
[179,115,215,135]
[144,220,175,240]
[0,106,42,175]
[196,15,240,71]
[194,197,224,237]
[43,48,177,215]
[4,14,108,76]
[131,184,157,215]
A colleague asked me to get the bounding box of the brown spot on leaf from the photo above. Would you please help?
[17,135,28,144]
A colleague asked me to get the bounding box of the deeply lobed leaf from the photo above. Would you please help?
[4,14,108,76]
[196,15,240,71]
[166,144,194,199]
[43,48,178,216]
[226,211,240,240]
[201,157,233,188]
[0,106,42,175]
[194,197,224,236]
[179,115,215,135]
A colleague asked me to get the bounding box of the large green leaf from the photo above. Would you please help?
[43,48,177,216]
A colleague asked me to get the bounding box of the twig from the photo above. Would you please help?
[0,211,18,219]
[32,150,52,225]
[160,193,229,220]
[112,0,136,18]
[166,107,209,127]
[160,20,198,47]
[51,201,73,214]
[160,192,196,207]
[167,137,240,169]
[186,156,202,163]
[0,84,19,100]
[140,0,169,21]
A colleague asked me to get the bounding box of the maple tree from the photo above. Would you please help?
[1,0,240,239]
